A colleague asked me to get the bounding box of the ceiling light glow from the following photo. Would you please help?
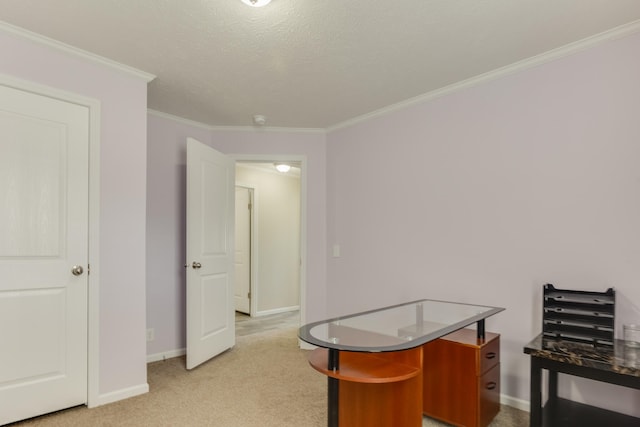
[241,0,272,7]
[275,163,291,173]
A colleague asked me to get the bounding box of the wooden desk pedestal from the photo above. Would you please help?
[423,330,501,427]
[309,346,423,427]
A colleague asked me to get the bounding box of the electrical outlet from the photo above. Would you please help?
[146,328,155,342]
[332,244,341,257]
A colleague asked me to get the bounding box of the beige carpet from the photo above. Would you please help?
[10,328,528,426]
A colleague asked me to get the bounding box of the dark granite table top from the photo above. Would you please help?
[524,333,640,377]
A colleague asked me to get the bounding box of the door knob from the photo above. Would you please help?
[71,265,84,276]
[192,262,202,269]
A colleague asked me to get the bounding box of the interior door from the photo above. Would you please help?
[234,186,252,314]
[186,137,235,370]
[0,84,89,424]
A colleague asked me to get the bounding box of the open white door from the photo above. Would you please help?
[0,84,89,424]
[186,138,235,370]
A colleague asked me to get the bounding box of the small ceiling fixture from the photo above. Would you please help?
[241,0,272,7]
[253,114,267,126]
[274,163,291,173]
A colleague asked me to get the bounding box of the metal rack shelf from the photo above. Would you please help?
[542,284,615,347]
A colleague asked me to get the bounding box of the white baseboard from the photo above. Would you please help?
[144,308,299,363]
[501,393,530,412]
[147,348,186,363]
[92,383,149,407]
[254,305,300,317]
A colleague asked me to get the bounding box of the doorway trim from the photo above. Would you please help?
[233,184,256,315]
[230,154,307,329]
[0,73,101,408]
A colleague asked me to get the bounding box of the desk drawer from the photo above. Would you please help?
[480,336,500,374]
[479,363,501,427]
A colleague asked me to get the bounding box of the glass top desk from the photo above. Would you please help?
[298,299,505,427]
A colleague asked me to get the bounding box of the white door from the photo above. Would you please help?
[186,138,235,370]
[0,84,89,424]
[234,186,252,314]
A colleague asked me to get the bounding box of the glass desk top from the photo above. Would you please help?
[298,299,505,352]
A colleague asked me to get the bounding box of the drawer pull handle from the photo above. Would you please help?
[486,352,497,359]
[486,381,497,390]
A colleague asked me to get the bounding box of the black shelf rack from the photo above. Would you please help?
[542,283,615,347]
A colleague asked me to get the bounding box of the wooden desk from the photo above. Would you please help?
[524,334,640,427]
[299,299,505,427]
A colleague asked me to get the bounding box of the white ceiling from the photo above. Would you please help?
[1,1,639,129]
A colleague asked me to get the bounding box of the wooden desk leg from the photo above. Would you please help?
[530,357,542,427]
[328,349,339,427]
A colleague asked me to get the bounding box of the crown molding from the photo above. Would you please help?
[327,19,640,133]
[5,15,636,133]
[0,20,155,83]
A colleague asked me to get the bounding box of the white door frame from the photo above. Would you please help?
[230,154,307,328]
[0,73,101,408]
[233,185,254,315]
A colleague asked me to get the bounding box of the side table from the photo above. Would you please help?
[524,334,640,427]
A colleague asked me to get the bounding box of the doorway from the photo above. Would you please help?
[232,156,306,328]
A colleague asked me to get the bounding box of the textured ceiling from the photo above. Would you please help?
[1,1,640,129]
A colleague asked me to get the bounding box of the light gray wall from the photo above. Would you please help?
[236,164,301,314]
[0,26,149,400]
[326,31,640,414]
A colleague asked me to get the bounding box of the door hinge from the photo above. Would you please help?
[87,264,90,275]
[248,292,251,299]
